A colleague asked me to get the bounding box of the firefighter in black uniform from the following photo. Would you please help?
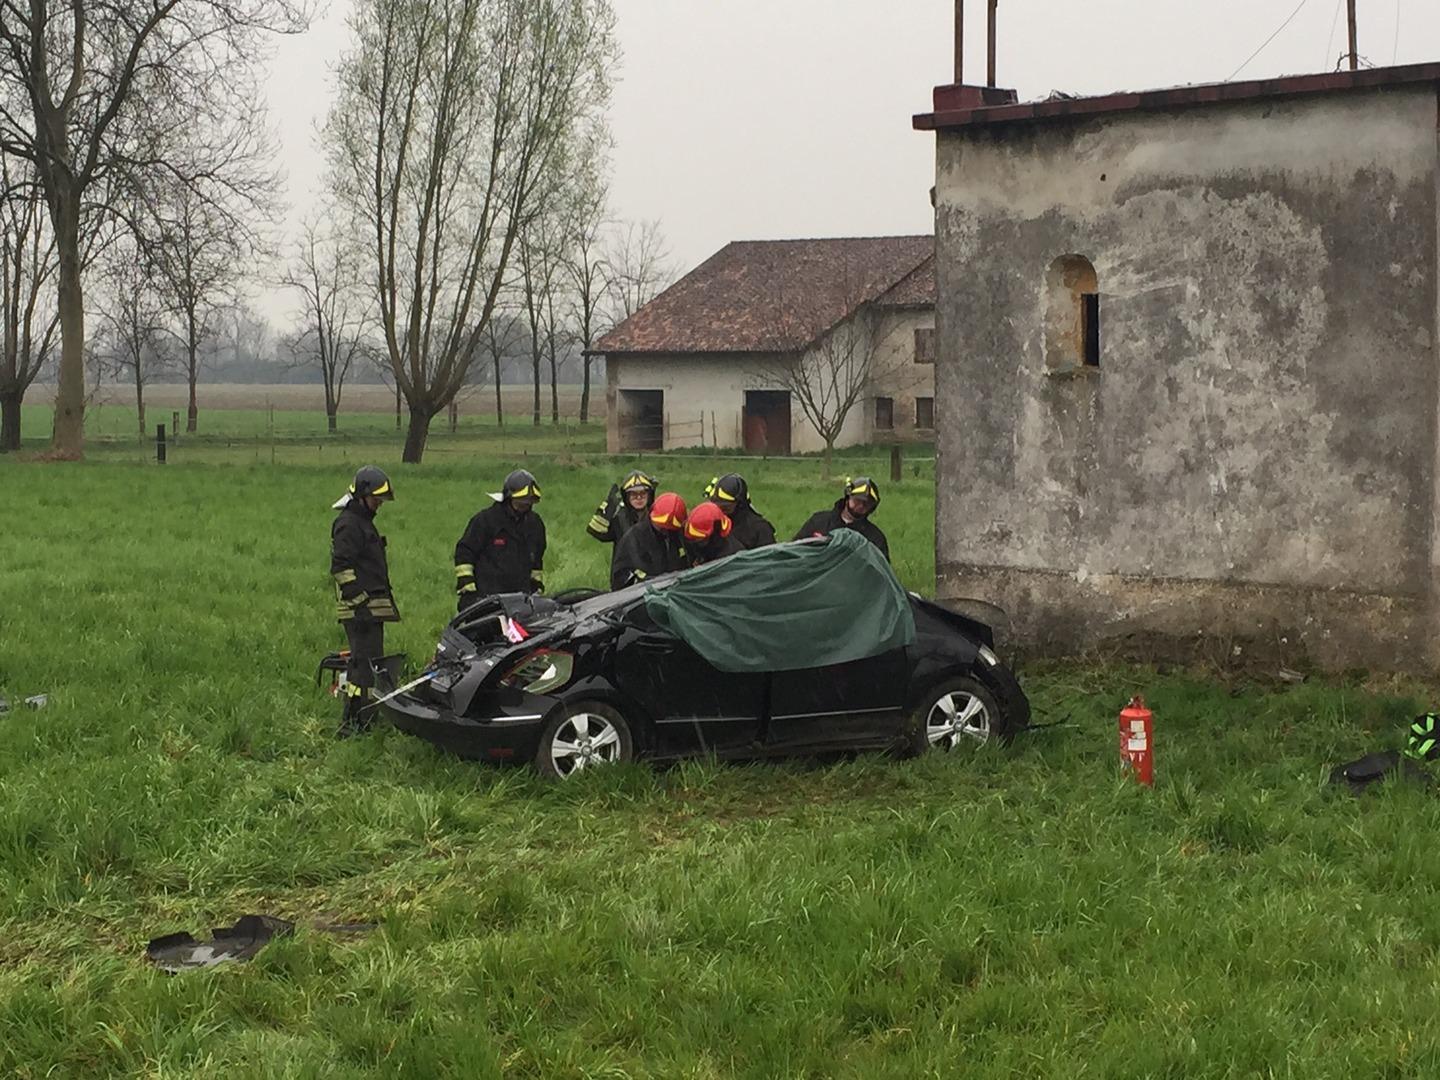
[454,469,547,610]
[793,476,890,561]
[610,491,688,589]
[703,472,776,550]
[684,501,742,567]
[587,469,657,576]
[330,465,400,737]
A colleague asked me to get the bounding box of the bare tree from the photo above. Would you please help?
[606,218,673,321]
[93,239,169,438]
[0,155,58,451]
[560,151,610,424]
[282,217,374,433]
[223,302,276,373]
[149,179,274,434]
[479,301,525,426]
[752,300,919,478]
[0,0,307,458]
[518,210,570,426]
[325,0,618,464]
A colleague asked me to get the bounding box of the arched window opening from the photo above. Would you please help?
[1044,255,1100,372]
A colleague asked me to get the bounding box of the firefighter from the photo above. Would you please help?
[793,476,890,561]
[454,469,547,611]
[703,472,776,550]
[587,469,658,574]
[684,501,742,567]
[330,465,400,738]
[610,491,688,589]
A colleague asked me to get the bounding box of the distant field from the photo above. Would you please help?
[34,381,605,417]
[15,383,608,447]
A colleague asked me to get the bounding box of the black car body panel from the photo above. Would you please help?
[382,561,1030,767]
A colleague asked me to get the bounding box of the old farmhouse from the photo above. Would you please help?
[593,237,935,454]
[915,63,1440,670]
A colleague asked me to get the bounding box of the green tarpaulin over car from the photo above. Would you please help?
[643,529,916,673]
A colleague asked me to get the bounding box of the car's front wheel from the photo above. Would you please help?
[535,701,634,778]
[907,675,1012,755]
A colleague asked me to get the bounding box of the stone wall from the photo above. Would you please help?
[932,85,1440,669]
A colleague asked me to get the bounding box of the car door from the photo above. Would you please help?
[611,626,766,757]
[765,647,911,748]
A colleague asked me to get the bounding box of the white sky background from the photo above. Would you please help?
[260,0,1440,324]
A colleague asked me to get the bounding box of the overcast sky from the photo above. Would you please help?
[260,0,1440,321]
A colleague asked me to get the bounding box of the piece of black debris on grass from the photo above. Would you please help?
[146,914,294,973]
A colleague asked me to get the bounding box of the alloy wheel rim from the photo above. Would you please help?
[926,691,990,749]
[550,711,622,775]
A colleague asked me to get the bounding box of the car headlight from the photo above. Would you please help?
[499,649,574,694]
[978,645,1000,667]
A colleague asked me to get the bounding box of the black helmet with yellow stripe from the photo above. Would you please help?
[844,476,880,513]
[352,465,395,501]
[493,468,541,503]
[706,472,749,510]
[334,464,395,510]
[621,469,657,496]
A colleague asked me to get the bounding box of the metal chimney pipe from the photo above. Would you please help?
[1346,0,1358,71]
[987,0,998,87]
[954,0,964,84]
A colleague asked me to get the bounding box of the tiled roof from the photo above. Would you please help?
[914,62,1440,132]
[595,236,933,355]
[874,255,934,308]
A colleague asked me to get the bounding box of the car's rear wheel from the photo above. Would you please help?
[908,675,1012,754]
[535,701,634,778]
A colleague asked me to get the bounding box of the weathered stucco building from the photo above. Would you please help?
[914,64,1440,670]
[594,237,935,455]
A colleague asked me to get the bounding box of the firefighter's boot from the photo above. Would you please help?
[336,685,371,739]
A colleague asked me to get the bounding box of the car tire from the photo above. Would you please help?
[906,674,1014,755]
[534,701,635,779]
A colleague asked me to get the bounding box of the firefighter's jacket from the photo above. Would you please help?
[455,502,546,603]
[687,533,743,569]
[794,499,890,562]
[715,501,776,551]
[610,524,687,590]
[331,501,400,623]
[586,484,647,546]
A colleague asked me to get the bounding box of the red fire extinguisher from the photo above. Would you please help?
[1119,696,1154,786]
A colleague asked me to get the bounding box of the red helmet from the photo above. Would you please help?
[683,501,732,543]
[649,492,687,532]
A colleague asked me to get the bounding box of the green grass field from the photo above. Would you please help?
[5,406,1440,1077]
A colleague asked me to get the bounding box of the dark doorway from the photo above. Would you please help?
[743,390,791,454]
[617,389,664,450]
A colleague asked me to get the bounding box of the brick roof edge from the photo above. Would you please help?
[913,61,1440,132]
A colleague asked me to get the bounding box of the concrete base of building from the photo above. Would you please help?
[938,562,1435,673]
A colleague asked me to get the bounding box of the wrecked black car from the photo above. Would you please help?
[381,530,1029,777]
